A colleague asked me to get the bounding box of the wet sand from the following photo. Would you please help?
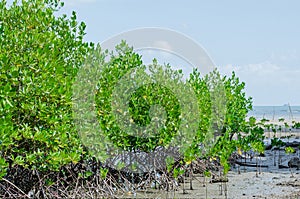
[120,148,300,199]
[123,171,299,199]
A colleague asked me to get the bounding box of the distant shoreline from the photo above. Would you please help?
[248,105,300,122]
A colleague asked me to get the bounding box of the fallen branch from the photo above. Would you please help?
[234,161,268,168]
[210,177,228,183]
[2,178,30,199]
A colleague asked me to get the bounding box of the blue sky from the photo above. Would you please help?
[41,1,300,105]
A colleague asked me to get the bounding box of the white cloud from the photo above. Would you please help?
[270,50,299,61]
[269,51,300,70]
[218,62,300,106]
[220,61,280,75]
[152,40,173,52]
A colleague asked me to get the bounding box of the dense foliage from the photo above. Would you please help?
[95,43,192,153]
[0,0,94,178]
[0,0,265,188]
[92,41,259,175]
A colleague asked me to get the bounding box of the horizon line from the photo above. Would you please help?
[252,104,300,107]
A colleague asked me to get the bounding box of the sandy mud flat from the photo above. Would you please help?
[121,148,300,199]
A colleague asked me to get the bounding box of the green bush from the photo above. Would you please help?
[95,43,184,152]
[189,70,255,174]
[292,121,300,129]
[0,0,94,177]
[92,44,256,173]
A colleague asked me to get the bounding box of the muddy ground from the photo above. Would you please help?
[120,146,300,199]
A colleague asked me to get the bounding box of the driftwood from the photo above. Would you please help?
[234,161,268,168]
[278,165,289,169]
[210,177,228,183]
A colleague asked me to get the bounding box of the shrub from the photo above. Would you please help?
[0,0,94,177]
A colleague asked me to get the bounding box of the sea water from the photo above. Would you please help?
[248,106,300,122]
